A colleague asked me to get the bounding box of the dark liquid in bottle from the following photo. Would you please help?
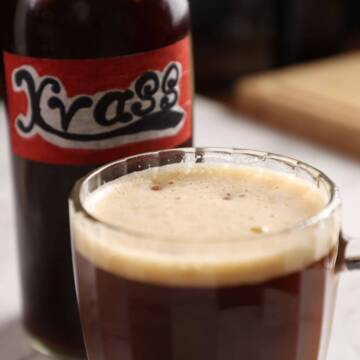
[5,0,191,355]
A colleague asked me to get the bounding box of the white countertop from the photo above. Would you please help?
[1,97,360,359]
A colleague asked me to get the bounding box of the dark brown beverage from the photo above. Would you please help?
[3,0,192,356]
[75,252,336,360]
[71,161,339,360]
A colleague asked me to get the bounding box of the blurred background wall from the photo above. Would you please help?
[190,0,360,95]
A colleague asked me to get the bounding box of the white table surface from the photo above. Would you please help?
[1,96,360,359]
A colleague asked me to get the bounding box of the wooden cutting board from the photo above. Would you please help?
[234,52,360,157]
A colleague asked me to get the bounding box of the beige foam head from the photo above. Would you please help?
[71,163,340,287]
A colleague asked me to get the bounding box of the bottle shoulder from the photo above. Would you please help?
[10,0,190,58]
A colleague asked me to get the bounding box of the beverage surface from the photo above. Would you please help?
[74,164,336,286]
[86,164,325,237]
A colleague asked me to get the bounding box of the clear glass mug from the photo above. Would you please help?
[69,148,360,360]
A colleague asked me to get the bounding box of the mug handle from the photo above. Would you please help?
[337,233,360,271]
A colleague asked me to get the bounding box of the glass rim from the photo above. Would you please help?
[70,147,341,243]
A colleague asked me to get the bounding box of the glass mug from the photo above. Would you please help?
[69,148,360,360]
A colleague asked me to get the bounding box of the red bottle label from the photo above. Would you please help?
[4,36,192,165]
